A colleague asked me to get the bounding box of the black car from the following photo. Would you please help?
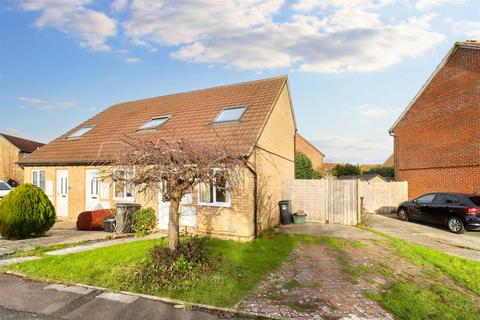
[397,193,480,234]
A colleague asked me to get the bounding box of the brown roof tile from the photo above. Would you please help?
[20,75,288,166]
[0,133,44,153]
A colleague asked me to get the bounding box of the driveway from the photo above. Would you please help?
[0,274,247,320]
[0,220,107,257]
[364,213,480,261]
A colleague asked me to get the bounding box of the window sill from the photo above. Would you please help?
[197,202,231,208]
[113,197,135,202]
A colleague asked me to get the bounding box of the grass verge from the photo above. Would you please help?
[1,234,304,307]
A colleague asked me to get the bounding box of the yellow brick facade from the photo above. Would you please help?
[23,84,295,241]
[0,136,25,183]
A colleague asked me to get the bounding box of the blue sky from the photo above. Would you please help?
[0,0,478,164]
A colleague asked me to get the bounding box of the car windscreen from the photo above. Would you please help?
[468,196,480,206]
[0,182,11,190]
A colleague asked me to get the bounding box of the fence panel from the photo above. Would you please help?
[283,179,408,225]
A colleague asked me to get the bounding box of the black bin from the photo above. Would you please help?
[104,219,116,233]
[115,203,141,234]
[278,200,293,225]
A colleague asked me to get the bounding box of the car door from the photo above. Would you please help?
[410,193,437,222]
[426,194,456,225]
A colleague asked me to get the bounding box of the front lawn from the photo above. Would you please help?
[3,234,299,306]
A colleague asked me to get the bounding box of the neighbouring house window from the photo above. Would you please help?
[113,170,134,200]
[198,171,230,206]
[213,106,247,124]
[32,170,46,191]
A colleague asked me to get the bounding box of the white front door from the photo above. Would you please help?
[56,170,69,217]
[86,169,100,211]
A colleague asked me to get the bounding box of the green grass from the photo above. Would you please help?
[358,225,480,295]
[2,234,302,307]
[368,283,480,320]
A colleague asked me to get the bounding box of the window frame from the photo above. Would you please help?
[32,170,46,191]
[65,125,95,140]
[197,170,231,207]
[113,169,135,201]
[212,106,247,124]
[137,115,171,131]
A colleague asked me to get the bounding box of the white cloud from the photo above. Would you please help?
[124,57,142,64]
[19,0,117,51]
[111,0,129,12]
[415,0,463,10]
[122,0,444,73]
[17,97,75,110]
[358,105,390,117]
[451,20,480,40]
[311,136,392,164]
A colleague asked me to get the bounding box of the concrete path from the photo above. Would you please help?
[364,213,480,261]
[0,274,249,320]
[281,222,382,241]
[0,220,107,257]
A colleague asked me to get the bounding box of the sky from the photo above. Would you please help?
[0,0,478,164]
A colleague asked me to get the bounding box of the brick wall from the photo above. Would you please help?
[393,46,480,198]
[0,137,24,183]
[295,134,324,170]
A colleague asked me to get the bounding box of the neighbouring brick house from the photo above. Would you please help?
[0,133,44,184]
[389,40,480,198]
[19,76,296,241]
[295,133,324,171]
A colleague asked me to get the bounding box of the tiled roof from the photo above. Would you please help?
[337,174,388,182]
[20,75,288,166]
[0,133,44,153]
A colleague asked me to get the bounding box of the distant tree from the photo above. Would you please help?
[363,166,394,178]
[332,163,361,177]
[295,152,323,179]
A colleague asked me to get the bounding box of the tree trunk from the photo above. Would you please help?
[168,196,181,251]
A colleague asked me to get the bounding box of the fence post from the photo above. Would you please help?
[356,179,361,225]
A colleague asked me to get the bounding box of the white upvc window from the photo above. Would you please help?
[32,170,46,191]
[113,170,134,200]
[197,170,231,207]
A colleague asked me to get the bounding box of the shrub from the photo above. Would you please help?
[122,236,215,291]
[76,209,114,231]
[295,152,323,179]
[131,207,156,236]
[332,163,361,177]
[0,183,56,240]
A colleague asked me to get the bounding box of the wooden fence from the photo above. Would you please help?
[282,179,408,225]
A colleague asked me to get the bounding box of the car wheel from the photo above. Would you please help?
[398,208,409,221]
[447,216,465,234]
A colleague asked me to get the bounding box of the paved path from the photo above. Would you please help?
[0,274,247,320]
[0,221,107,257]
[364,213,480,261]
[281,222,382,241]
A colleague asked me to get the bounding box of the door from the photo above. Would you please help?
[56,170,69,217]
[410,193,436,221]
[86,169,100,211]
[431,194,460,226]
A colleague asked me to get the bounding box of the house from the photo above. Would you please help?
[337,174,388,183]
[0,133,44,184]
[383,154,394,167]
[18,75,296,241]
[295,133,324,171]
[389,40,480,198]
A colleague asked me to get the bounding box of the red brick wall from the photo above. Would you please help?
[393,46,480,198]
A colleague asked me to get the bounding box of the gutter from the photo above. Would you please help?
[244,160,258,239]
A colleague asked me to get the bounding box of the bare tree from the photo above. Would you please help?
[102,135,246,250]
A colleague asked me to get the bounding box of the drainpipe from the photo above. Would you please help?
[244,161,258,239]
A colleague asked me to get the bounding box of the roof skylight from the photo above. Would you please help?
[213,106,247,124]
[137,116,170,131]
[65,126,95,140]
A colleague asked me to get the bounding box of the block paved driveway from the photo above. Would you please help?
[0,274,245,320]
[364,213,480,261]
